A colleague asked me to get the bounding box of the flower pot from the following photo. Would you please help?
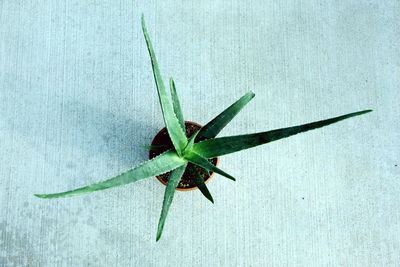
[149,121,219,191]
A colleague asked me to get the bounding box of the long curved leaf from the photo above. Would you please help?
[169,78,185,130]
[35,150,187,199]
[193,110,372,158]
[141,15,187,155]
[197,92,255,140]
[156,164,187,241]
[184,151,236,181]
[194,171,214,203]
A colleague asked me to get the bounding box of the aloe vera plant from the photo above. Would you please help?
[35,15,372,241]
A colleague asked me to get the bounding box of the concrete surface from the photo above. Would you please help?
[0,0,399,266]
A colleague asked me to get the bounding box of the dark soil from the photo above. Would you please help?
[149,122,218,189]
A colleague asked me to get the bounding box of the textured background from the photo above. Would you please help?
[0,0,399,266]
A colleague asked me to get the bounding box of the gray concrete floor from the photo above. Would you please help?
[0,1,399,266]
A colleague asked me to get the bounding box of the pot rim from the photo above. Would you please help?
[149,121,220,191]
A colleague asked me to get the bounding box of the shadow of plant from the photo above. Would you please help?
[5,99,159,170]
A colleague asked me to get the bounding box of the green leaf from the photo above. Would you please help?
[184,151,236,181]
[139,145,169,150]
[169,78,185,130]
[197,92,255,140]
[141,15,187,155]
[184,130,200,153]
[156,163,187,241]
[194,170,214,203]
[35,150,187,199]
[193,110,373,158]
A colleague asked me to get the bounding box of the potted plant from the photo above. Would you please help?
[35,15,372,241]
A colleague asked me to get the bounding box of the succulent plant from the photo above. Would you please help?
[35,15,372,241]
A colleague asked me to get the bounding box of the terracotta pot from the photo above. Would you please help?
[149,121,219,191]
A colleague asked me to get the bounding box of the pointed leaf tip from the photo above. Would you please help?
[156,233,161,242]
[142,15,188,155]
[193,109,373,158]
[184,151,236,181]
[169,77,185,130]
[156,164,187,241]
[34,150,186,199]
[141,14,145,26]
[194,169,215,203]
[198,92,255,139]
